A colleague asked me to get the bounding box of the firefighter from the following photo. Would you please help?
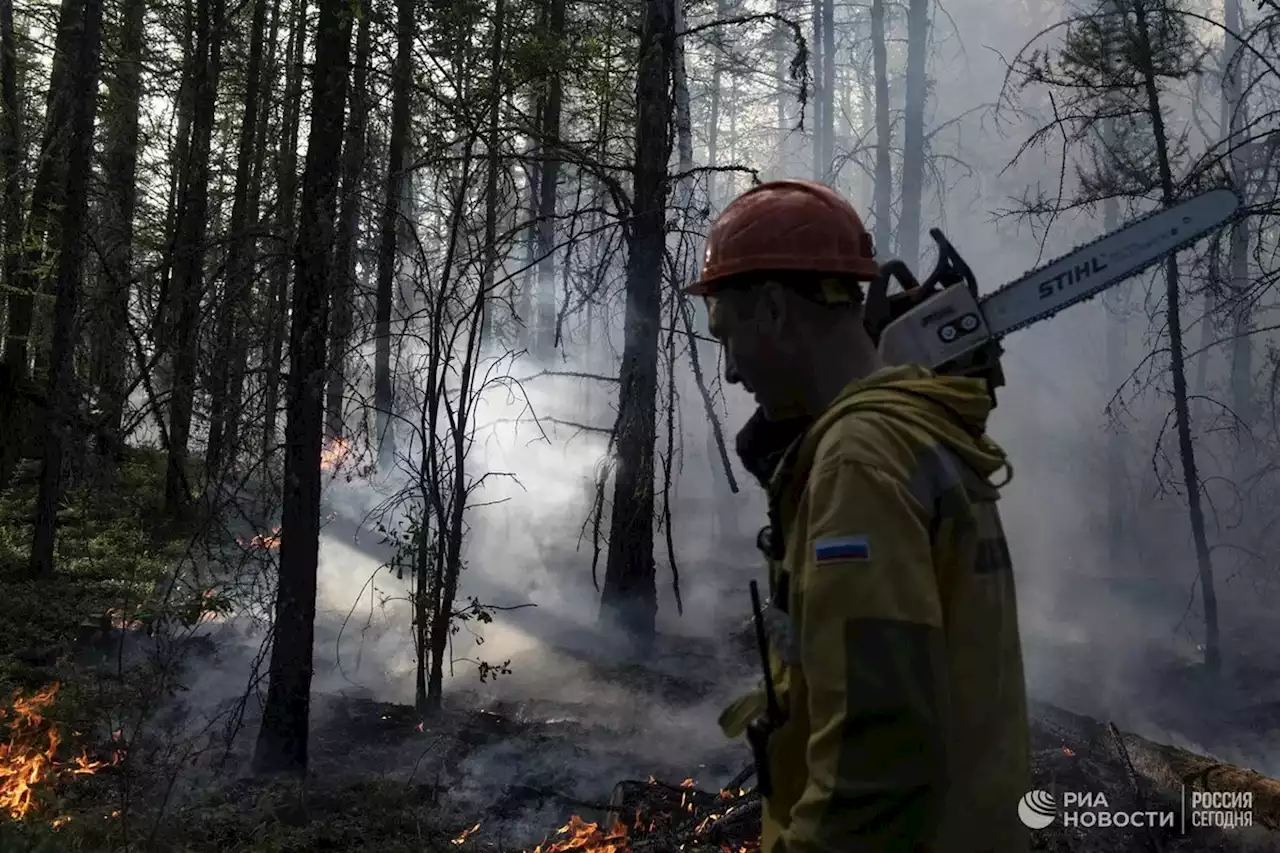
[690,180,1031,853]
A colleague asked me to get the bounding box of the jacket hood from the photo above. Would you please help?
[839,364,1011,484]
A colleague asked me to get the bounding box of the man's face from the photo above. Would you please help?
[706,285,801,419]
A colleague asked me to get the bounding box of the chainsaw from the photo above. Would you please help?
[866,189,1242,404]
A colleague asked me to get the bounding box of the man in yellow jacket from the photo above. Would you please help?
[688,180,1031,853]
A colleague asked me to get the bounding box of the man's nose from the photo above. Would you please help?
[724,354,740,386]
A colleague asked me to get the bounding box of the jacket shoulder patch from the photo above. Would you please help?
[813,534,871,563]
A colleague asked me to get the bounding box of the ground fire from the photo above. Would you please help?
[1,683,109,822]
[449,776,762,853]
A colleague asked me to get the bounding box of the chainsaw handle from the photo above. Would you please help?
[864,229,977,345]
[920,228,978,297]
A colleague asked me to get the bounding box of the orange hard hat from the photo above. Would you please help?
[686,179,879,295]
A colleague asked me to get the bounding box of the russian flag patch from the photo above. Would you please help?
[814,535,871,563]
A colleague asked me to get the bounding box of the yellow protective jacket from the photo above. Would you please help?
[720,365,1031,853]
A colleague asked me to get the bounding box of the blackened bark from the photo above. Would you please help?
[374,0,415,468]
[207,0,270,477]
[599,0,674,651]
[898,0,928,268]
[253,0,352,776]
[326,9,371,439]
[164,0,225,512]
[29,0,103,576]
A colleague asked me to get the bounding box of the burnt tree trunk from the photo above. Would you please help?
[897,0,928,268]
[599,0,674,652]
[29,0,103,577]
[325,9,371,439]
[252,0,352,776]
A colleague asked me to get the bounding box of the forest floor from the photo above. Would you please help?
[2,449,1279,852]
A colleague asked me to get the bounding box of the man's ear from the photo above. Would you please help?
[758,281,788,330]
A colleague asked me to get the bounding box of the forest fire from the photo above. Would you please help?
[238,526,282,550]
[479,777,762,853]
[527,816,629,853]
[1,683,108,821]
[320,437,351,471]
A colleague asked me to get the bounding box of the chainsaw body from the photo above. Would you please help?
[865,229,1006,406]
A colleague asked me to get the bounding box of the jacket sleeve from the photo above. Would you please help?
[776,453,950,853]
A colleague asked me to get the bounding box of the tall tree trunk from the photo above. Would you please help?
[326,9,371,438]
[4,0,80,375]
[374,0,416,469]
[164,0,226,513]
[533,0,565,359]
[898,0,928,268]
[671,0,693,210]
[154,0,196,349]
[262,0,306,466]
[94,0,144,456]
[870,0,892,256]
[809,0,821,181]
[252,0,352,776]
[29,0,103,577]
[599,0,673,652]
[476,0,504,348]
[1222,0,1251,429]
[1131,0,1219,675]
[707,0,726,208]
[773,0,787,177]
[207,0,270,477]
[0,0,24,369]
[818,0,833,182]
[1100,0,1126,568]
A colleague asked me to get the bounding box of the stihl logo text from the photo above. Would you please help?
[1038,257,1109,299]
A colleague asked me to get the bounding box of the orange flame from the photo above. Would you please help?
[1062,746,1075,757]
[528,816,629,853]
[237,526,282,550]
[452,822,480,845]
[0,683,109,821]
[321,438,352,472]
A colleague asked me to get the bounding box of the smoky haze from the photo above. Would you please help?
[157,0,1278,840]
